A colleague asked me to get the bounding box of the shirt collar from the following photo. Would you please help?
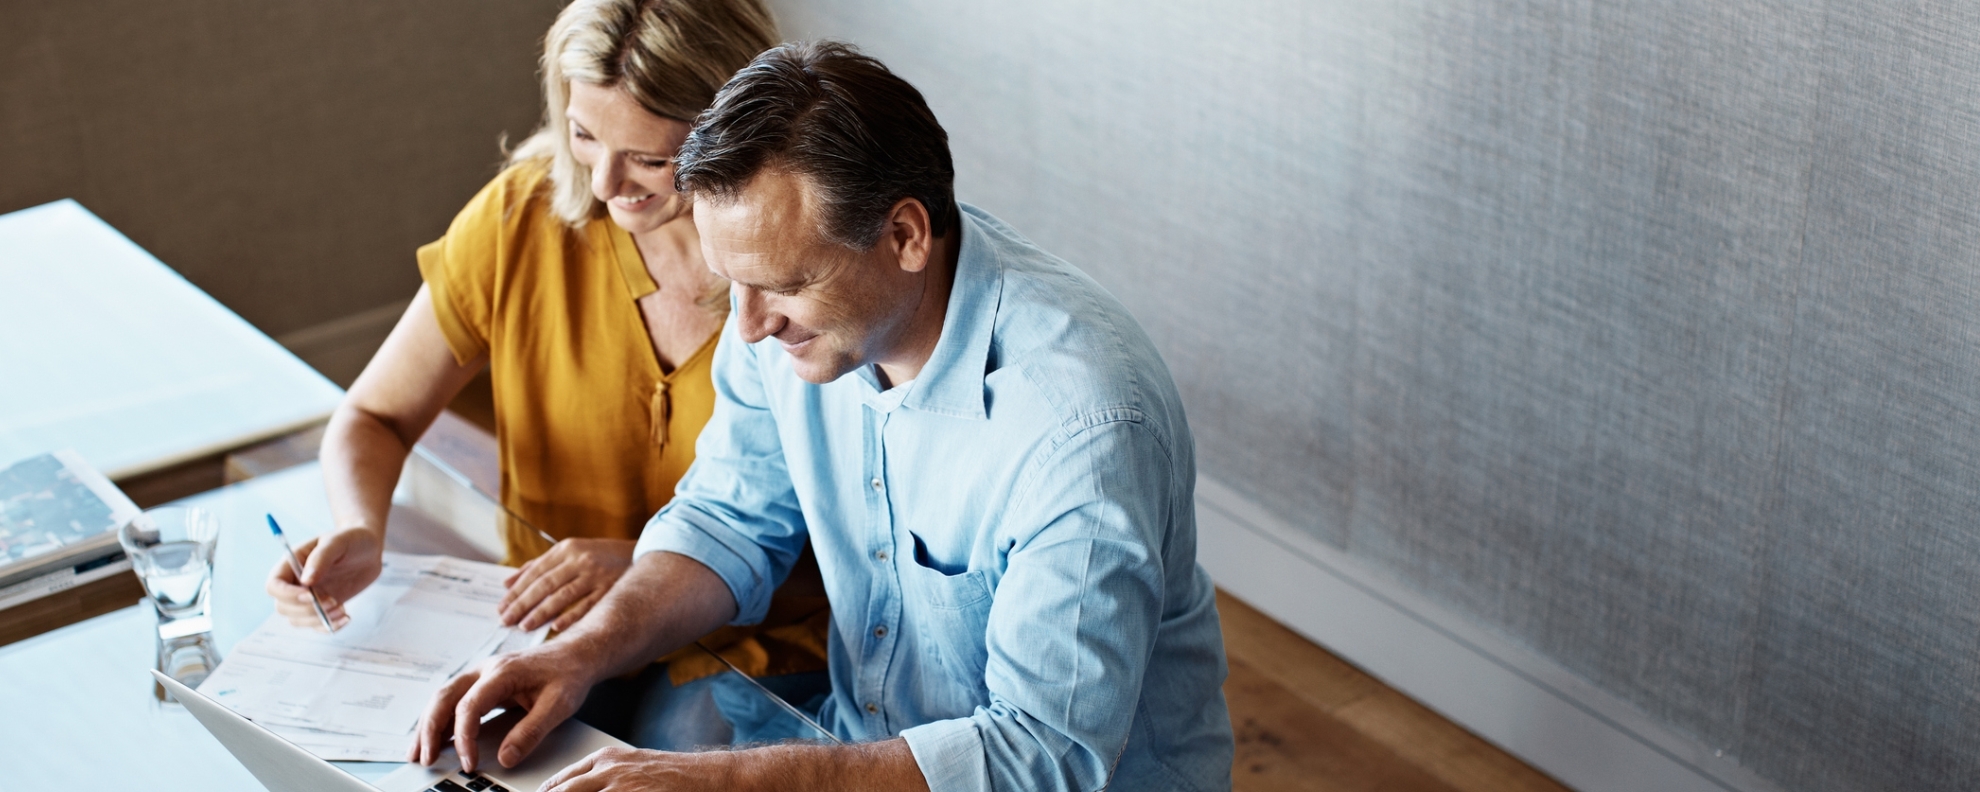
[605,220,658,299]
[894,206,1001,420]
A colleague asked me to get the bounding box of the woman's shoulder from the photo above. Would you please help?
[438,157,597,251]
[474,158,557,221]
[422,158,581,285]
[494,156,554,192]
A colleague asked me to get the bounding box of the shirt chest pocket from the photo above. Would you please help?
[902,559,995,708]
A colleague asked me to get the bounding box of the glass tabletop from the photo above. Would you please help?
[0,449,828,791]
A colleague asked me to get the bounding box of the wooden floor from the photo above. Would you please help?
[1218,591,1571,792]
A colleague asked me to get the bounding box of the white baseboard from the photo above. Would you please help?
[275,299,410,388]
[1195,476,1782,792]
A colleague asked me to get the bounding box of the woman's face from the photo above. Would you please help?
[566,81,694,235]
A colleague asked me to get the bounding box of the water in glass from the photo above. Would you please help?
[118,507,219,620]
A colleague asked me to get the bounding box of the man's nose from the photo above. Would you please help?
[733,284,780,343]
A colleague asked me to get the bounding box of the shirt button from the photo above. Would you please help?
[874,625,887,637]
[865,702,879,714]
[871,477,884,490]
[875,550,889,561]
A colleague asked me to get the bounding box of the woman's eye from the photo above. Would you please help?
[637,158,670,169]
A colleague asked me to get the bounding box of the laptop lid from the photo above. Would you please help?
[154,669,629,792]
[152,669,374,792]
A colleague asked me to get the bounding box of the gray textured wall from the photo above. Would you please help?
[1,0,560,336]
[769,1,1980,790]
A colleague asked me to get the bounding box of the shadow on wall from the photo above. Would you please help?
[2,0,559,344]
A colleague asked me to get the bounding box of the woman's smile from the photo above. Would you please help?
[612,192,659,210]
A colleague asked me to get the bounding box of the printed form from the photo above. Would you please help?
[198,553,547,760]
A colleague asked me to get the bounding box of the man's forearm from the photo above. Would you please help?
[549,550,739,681]
[728,738,930,792]
[590,738,925,792]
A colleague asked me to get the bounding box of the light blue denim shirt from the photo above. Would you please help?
[636,204,1233,792]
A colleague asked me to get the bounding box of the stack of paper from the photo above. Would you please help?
[198,553,547,761]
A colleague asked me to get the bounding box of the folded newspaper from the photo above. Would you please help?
[197,552,548,761]
[0,450,140,611]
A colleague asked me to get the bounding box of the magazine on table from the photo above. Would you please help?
[0,449,141,611]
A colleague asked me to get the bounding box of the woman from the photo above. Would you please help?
[265,0,827,745]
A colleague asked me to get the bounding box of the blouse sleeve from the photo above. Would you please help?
[415,164,542,366]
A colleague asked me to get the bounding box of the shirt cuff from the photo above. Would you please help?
[634,509,770,624]
[901,717,987,792]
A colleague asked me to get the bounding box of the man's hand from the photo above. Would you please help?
[410,644,600,772]
[264,526,383,630]
[414,551,749,774]
[499,537,636,631]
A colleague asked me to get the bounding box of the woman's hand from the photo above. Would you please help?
[264,526,383,631]
[499,538,636,631]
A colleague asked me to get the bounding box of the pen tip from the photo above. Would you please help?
[265,513,281,535]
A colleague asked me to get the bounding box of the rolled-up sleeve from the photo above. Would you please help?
[902,416,1178,792]
[901,718,988,791]
[636,315,808,626]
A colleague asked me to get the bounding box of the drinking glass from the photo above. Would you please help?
[118,506,222,695]
[118,506,220,620]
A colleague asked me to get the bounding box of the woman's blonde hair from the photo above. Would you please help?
[509,0,779,225]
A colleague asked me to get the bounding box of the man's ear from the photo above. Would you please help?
[884,196,935,274]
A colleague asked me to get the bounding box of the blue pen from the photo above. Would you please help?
[267,514,338,633]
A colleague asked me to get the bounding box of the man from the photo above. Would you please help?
[413,41,1234,792]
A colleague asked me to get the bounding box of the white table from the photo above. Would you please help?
[0,454,512,787]
[0,200,343,479]
[0,463,399,788]
[0,458,801,789]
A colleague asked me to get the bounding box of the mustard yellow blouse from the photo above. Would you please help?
[417,161,826,682]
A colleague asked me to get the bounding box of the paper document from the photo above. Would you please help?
[198,553,547,760]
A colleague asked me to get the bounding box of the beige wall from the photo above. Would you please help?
[3,0,562,339]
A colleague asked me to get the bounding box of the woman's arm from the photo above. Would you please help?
[266,285,485,629]
[323,285,485,541]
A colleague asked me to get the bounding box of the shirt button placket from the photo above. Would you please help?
[862,409,901,734]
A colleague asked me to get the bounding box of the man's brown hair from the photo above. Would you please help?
[674,41,957,249]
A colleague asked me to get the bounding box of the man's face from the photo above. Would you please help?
[694,170,922,384]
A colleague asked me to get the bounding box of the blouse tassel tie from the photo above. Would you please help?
[650,379,672,451]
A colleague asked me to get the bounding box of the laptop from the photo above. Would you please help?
[151,669,626,792]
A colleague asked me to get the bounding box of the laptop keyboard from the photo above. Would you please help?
[426,771,508,792]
